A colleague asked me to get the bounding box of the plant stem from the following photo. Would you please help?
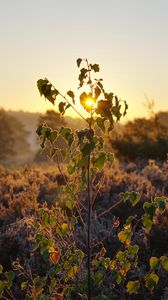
[87,116,92,300]
[87,152,91,300]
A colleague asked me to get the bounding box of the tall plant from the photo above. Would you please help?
[36,58,128,299]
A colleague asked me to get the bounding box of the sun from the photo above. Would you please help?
[85,98,94,108]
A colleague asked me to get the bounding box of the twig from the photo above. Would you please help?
[97,197,124,218]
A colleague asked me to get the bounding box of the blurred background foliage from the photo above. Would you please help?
[0,107,167,165]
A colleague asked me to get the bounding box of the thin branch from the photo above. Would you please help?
[47,79,87,123]
[97,197,124,219]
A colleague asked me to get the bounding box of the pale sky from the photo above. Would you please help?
[0,0,168,120]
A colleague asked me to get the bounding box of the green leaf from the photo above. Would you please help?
[94,152,106,170]
[129,192,140,207]
[80,142,95,157]
[61,223,68,235]
[107,152,114,164]
[121,192,130,202]
[0,280,5,295]
[160,256,168,271]
[67,164,75,175]
[65,200,73,210]
[76,58,82,67]
[42,212,49,225]
[143,214,153,230]
[143,202,157,219]
[6,271,15,287]
[125,216,134,225]
[128,244,139,257]
[155,197,167,213]
[118,225,132,245]
[38,208,44,217]
[67,265,77,279]
[49,216,56,227]
[150,257,159,271]
[36,125,43,136]
[21,281,27,290]
[0,265,3,274]
[96,117,105,133]
[126,280,140,295]
[94,270,104,284]
[145,273,159,289]
[49,131,57,143]
[59,127,74,146]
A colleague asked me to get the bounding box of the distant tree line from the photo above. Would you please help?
[0,109,30,162]
[109,114,168,161]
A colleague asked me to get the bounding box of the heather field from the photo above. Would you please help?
[0,160,168,299]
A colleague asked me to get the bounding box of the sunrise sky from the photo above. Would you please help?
[0,0,168,120]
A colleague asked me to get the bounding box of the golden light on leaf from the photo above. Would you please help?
[49,246,60,264]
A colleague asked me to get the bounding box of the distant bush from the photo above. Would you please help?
[0,109,30,162]
[109,116,168,161]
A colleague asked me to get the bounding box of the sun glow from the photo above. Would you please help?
[85,98,94,108]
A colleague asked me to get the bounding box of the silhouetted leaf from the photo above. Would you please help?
[94,86,101,99]
[37,79,59,105]
[67,90,75,104]
[123,100,128,116]
[76,58,82,68]
[96,117,105,132]
[58,102,66,114]
[59,127,74,146]
[90,64,100,72]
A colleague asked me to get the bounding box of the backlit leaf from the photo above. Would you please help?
[161,256,168,271]
[65,200,73,210]
[145,273,159,289]
[126,280,140,295]
[150,257,159,271]
[94,152,106,170]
